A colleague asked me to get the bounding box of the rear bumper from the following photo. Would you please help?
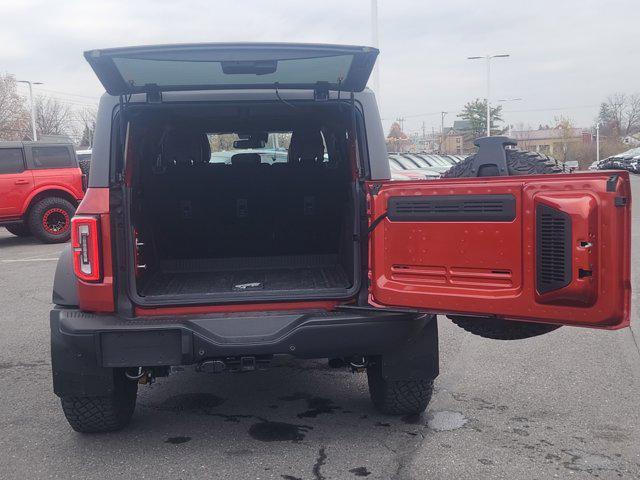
[50,307,437,397]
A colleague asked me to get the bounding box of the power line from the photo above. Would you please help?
[33,87,100,101]
[504,104,599,113]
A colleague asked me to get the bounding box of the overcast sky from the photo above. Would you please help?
[1,0,638,135]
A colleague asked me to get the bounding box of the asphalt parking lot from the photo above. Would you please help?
[1,176,639,480]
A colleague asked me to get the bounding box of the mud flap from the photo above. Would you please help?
[380,315,439,381]
[50,310,114,397]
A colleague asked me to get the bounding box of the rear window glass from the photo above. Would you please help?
[113,54,355,90]
[0,148,25,174]
[208,132,294,165]
[32,146,74,168]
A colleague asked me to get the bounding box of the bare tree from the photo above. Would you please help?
[34,95,74,138]
[598,93,640,137]
[76,107,97,147]
[0,73,29,140]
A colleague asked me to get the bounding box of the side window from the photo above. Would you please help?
[0,148,25,174]
[32,146,74,169]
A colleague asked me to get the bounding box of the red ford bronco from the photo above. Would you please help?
[0,142,85,243]
[50,43,631,433]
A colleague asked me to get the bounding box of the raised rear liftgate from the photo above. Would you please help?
[367,171,631,329]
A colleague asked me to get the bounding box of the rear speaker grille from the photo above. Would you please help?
[536,204,572,293]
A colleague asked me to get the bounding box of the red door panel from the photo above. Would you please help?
[0,170,34,218]
[367,171,631,329]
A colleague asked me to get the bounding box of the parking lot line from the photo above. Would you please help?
[1,257,60,263]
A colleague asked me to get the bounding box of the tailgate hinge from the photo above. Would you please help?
[145,84,163,103]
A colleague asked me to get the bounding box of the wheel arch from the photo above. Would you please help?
[22,187,80,217]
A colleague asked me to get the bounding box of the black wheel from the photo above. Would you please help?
[60,370,138,433]
[28,197,75,243]
[5,223,32,237]
[367,358,434,415]
[443,148,562,340]
[443,148,562,178]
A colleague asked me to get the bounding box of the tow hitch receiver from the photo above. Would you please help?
[197,356,272,373]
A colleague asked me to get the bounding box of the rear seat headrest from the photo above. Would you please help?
[162,129,209,167]
[231,152,261,167]
[288,129,324,165]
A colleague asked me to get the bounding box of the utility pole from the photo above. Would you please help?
[596,123,600,163]
[370,0,380,99]
[467,54,509,137]
[440,111,447,153]
[396,116,405,132]
[17,79,43,141]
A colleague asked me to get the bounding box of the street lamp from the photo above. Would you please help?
[17,80,43,141]
[467,54,510,137]
[370,0,380,99]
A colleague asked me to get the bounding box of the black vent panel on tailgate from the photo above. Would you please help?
[536,204,572,294]
[387,194,516,222]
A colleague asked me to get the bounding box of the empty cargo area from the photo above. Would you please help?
[125,101,360,304]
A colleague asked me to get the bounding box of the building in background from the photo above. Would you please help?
[441,120,476,155]
[511,128,592,160]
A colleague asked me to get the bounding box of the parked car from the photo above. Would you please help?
[398,153,451,175]
[389,156,438,180]
[51,43,631,433]
[0,142,85,242]
[389,154,441,178]
[593,148,640,174]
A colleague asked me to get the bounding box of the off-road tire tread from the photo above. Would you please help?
[5,224,31,237]
[449,316,560,340]
[78,159,91,175]
[60,376,137,433]
[367,362,434,415]
[443,149,562,178]
[28,196,75,243]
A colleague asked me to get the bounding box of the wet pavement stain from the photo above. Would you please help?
[278,392,340,418]
[313,447,327,480]
[427,411,468,431]
[154,393,225,414]
[164,436,191,445]
[349,466,371,477]
[249,421,312,442]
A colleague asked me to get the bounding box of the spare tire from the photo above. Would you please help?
[443,148,562,340]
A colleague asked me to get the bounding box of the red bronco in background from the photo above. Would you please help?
[0,142,85,243]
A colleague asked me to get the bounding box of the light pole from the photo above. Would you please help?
[370,0,380,98]
[596,123,600,163]
[467,54,509,137]
[17,80,43,141]
[440,111,447,152]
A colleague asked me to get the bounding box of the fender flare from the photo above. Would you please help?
[21,185,82,214]
[52,246,79,307]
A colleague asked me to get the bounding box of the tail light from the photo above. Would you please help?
[71,216,102,282]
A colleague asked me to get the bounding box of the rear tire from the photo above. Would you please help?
[5,224,31,237]
[367,358,434,415]
[443,148,562,178]
[60,370,138,433]
[443,148,562,340]
[28,196,75,243]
